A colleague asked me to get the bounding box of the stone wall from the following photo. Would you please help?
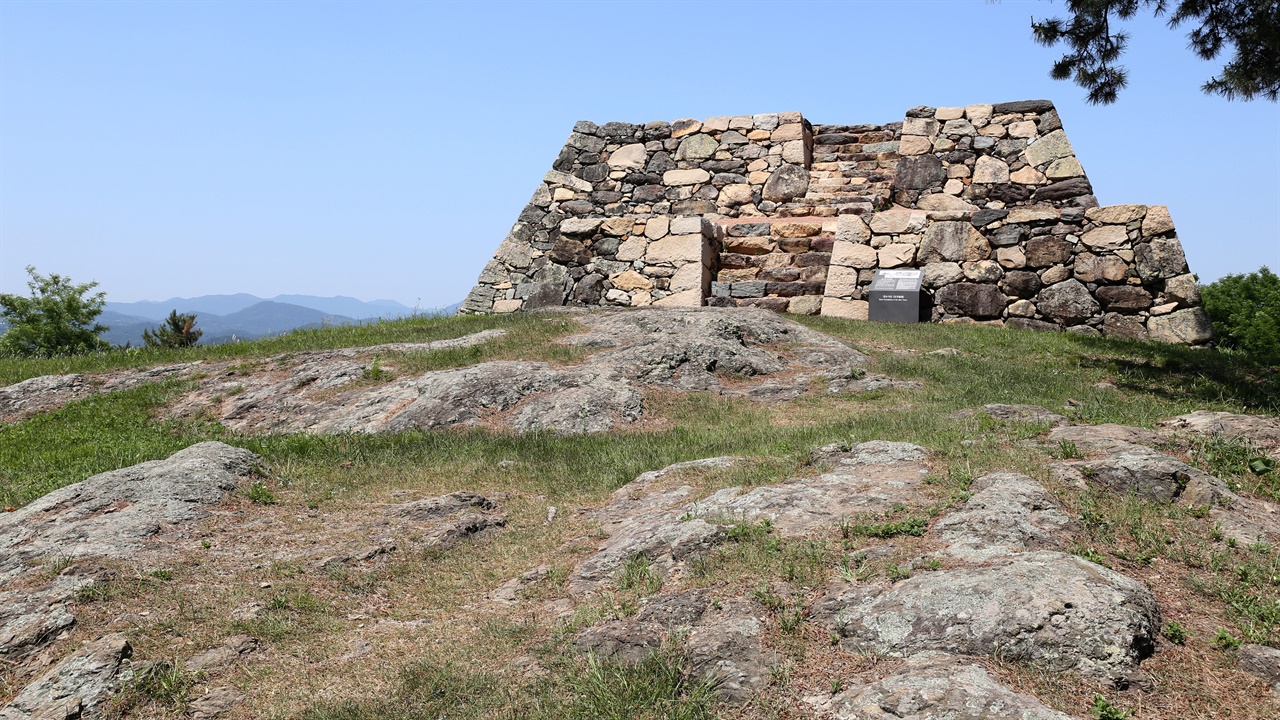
[461,100,1211,345]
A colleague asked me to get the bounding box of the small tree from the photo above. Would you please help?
[1200,266,1280,358]
[0,266,109,357]
[142,310,203,348]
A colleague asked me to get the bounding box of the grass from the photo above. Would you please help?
[3,312,1279,718]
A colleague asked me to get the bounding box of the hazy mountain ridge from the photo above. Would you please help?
[3,294,460,347]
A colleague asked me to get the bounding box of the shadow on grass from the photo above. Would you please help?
[1069,334,1280,414]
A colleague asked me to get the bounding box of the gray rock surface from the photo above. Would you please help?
[1161,411,1280,460]
[568,443,930,597]
[825,652,1075,719]
[0,634,132,720]
[1047,423,1280,544]
[1239,643,1280,692]
[830,551,1160,675]
[0,442,259,578]
[0,443,259,661]
[0,363,200,423]
[167,308,872,436]
[932,472,1074,560]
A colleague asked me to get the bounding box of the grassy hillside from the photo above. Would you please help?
[1,311,1276,719]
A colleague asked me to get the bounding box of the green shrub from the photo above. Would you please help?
[1200,266,1280,358]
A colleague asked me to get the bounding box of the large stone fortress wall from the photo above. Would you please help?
[462,100,1212,344]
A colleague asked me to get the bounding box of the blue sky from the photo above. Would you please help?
[1,0,1277,308]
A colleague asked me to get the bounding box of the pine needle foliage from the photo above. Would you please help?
[142,310,203,348]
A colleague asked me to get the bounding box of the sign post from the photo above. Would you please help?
[868,269,924,323]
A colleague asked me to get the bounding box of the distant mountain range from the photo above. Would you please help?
[1,294,460,347]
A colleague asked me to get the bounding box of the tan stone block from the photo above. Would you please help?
[948,164,971,179]
[832,240,879,269]
[820,297,869,320]
[747,129,770,141]
[878,243,916,268]
[917,194,978,212]
[552,187,576,201]
[601,217,633,237]
[777,111,803,124]
[492,299,522,313]
[997,246,1026,269]
[718,268,760,282]
[1010,166,1047,185]
[1007,121,1038,138]
[965,104,994,123]
[630,290,653,306]
[663,169,710,186]
[669,263,706,293]
[781,139,808,164]
[1142,205,1175,236]
[747,158,769,172]
[616,237,647,262]
[899,135,933,155]
[748,171,771,185]
[825,265,861,298]
[973,156,1010,184]
[935,106,965,121]
[702,116,731,132]
[773,221,823,238]
[1086,204,1147,225]
[653,289,703,308]
[868,210,927,235]
[771,123,805,142]
[607,143,648,170]
[729,115,753,129]
[611,270,654,291]
[837,214,871,244]
[943,178,964,195]
[644,216,670,240]
[978,123,1007,138]
[723,237,773,255]
[762,252,793,270]
[1006,208,1060,223]
[1081,225,1131,252]
[1045,156,1084,179]
[645,234,704,264]
[718,184,754,206]
[787,296,823,315]
[1041,265,1070,284]
[1008,299,1036,317]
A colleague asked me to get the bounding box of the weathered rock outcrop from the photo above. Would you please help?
[822,652,1075,719]
[1046,423,1280,545]
[166,308,879,435]
[830,551,1160,675]
[0,633,133,720]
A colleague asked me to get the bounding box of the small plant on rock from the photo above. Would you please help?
[1162,621,1188,645]
[1213,628,1242,650]
[1090,693,1130,720]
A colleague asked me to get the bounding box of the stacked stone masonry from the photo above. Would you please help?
[463,100,1211,344]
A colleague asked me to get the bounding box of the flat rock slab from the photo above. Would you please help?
[1047,423,1280,544]
[1161,411,1280,460]
[0,441,260,577]
[162,308,876,435]
[932,472,1074,560]
[830,551,1161,676]
[568,443,930,596]
[824,652,1074,719]
[574,591,770,703]
[0,442,259,661]
[0,633,132,720]
[0,363,200,423]
[951,404,1068,427]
